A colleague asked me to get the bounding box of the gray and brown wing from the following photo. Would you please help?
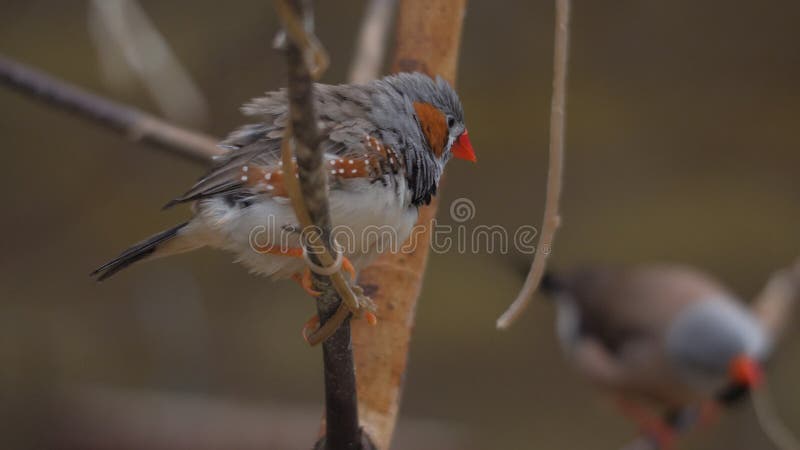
[162,116,403,208]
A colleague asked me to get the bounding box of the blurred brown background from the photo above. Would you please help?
[1,1,799,449]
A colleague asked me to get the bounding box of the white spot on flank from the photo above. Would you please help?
[351,169,357,174]
[329,160,336,165]
[266,185,274,190]
[241,175,248,182]
[265,172,272,180]
[338,168,345,174]
[348,159,354,164]
[242,165,249,172]
[331,170,337,175]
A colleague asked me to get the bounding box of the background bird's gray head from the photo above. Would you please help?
[665,297,770,396]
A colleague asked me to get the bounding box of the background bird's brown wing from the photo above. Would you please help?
[564,265,732,354]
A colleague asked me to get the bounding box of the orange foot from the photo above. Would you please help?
[301,314,320,344]
[616,398,677,450]
[342,257,356,281]
[291,268,321,297]
[258,244,357,283]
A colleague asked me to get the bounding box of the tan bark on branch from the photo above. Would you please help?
[350,1,467,448]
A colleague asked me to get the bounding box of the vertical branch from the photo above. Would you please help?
[496,0,570,329]
[275,1,370,449]
[350,1,467,448]
[348,0,398,84]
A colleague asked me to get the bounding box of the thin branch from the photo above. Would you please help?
[274,1,373,449]
[496,0,570,329]
[750,258,800,450]
[752,258,800,343]
[348,0,397,84]
[350,0,467,448]
[88,0,210,127]
[0,54,222,163]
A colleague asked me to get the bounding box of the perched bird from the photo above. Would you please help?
[542,264,770,448]
[91,73,476,293]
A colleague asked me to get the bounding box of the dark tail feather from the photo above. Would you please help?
[91,222,189,281]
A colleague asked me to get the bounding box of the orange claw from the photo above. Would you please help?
[365,311,378,326]
[291,269,321,297]
[342,257,356,281]
[302,314,320,344]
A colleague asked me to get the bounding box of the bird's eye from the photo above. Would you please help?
[447,116,455,128]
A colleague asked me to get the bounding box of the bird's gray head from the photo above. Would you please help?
[371,73,476,205]
[665,297,770,398]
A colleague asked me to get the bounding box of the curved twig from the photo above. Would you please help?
[496,0,570,329]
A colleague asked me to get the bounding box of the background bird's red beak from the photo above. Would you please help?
[452,130,477,162]
[729,355,763,388]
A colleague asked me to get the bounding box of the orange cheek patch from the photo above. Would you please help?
[413,101,448,158]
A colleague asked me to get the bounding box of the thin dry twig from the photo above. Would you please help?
[0,54,222,163]
[752,380,800,450]
[752,258,800,343]
[348,0,397,84]
[750,258,800,450]
[273,0,374,347]
[88,0,210,127]
[274,1,374,448]
[497,0,570,329]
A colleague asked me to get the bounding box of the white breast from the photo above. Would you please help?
[194,175,418,279]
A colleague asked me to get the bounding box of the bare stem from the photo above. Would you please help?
[275,1,370,448]
[496,0,570,329]
[348,0,397,84]
[752,258,800,343]
[0,54,222,163]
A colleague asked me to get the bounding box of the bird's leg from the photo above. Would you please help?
[615,398,677,450]
[257,244,356,292]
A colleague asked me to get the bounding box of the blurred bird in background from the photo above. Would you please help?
[541,264,771,449]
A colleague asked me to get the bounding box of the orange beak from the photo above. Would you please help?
[452,130,477,162]
[729,355,763,388]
